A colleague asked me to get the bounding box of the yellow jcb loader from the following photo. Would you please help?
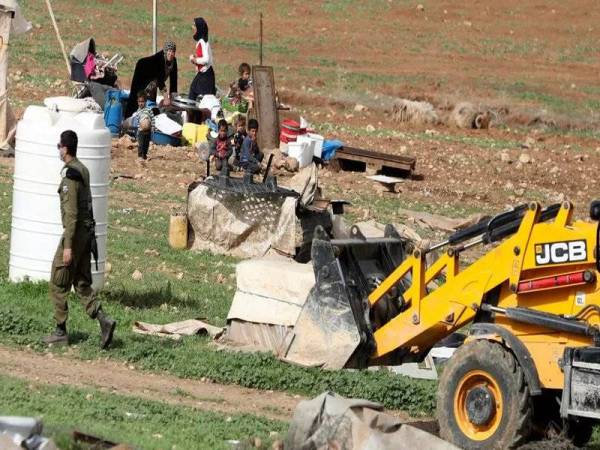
[285,201,600,448]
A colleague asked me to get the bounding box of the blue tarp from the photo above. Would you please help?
[321,139,343,161]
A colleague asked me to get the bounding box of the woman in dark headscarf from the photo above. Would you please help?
[188,17,216,100]
[124,41,178,119]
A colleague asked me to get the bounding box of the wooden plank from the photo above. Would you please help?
[332,146,416,172]
[339,146,416,169]
[252,65,279,150]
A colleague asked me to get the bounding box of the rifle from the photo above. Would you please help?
[66,166,98,270]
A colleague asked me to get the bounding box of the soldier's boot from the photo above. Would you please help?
[42,322,68,346]
[97,309,116,349]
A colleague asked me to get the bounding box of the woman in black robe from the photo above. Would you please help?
[188,17,216,100]
[124,41,178,119]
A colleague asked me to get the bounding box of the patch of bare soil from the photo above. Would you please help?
[0,345,301,421]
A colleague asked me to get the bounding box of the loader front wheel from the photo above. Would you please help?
[437,340,533,449]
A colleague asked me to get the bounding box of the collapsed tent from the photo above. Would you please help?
[286,392,458,450]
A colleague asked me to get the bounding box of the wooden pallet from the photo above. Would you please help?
[330,146,416,175]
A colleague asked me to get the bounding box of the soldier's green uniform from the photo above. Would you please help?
[49,158,99,322]
[44,156,116,348]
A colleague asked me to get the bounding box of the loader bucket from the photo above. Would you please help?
[283,225,411,370]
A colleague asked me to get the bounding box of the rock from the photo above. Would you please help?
[144,248,160,257]
[521,137,535,149]
[399,145,408,154]
[132,269,143,281]
[504,181,514,190]
[463,20,472,27]
[519,153,532,164]
[253,437,262,448]
[105,262,112,273]
[176,272,184,280]
[354,104,367,112]
[500,152,512,163]
[366,124,375,132]
[515,188,525,196]
[425,129,439,135]
[271,441,284,450]
[416,4,425,11]
[550,166,559,174]
[284,157,299,172]
[216,273,226,284]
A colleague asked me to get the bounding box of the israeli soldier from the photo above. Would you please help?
[43,130,116,348]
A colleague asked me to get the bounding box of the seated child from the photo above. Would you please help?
[209,119,233,176]
[232,115,247,167]
[239,118,263,183]
[122,91,154,164]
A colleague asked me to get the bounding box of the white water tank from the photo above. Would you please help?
[9,97,111,290]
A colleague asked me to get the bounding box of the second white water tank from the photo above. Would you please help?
[9,97,111,290]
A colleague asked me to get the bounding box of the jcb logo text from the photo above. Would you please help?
[535,240,587,266]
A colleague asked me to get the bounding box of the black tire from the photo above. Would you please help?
[437,340,533,449]
[566,418,594,448]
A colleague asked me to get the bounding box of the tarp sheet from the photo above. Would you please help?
[286,392,458,450]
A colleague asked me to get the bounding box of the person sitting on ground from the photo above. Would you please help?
[232,115,247,168]
[209,119,233,176]
[124,91,154,164]
[239,118,263,183]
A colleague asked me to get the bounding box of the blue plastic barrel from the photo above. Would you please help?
[104,90,127,136]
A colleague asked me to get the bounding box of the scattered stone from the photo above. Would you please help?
[144,248,160,257]
[85,393,93,401]
[353,104,367,112]
[518,153,532,164]
[271,441,284,450]
[515,188,525,197]
[504,182,514,190]
[0,233,7,240]
[463,20,472,27]
[176,272,184,280]
[253,437,263,448]
[416,4,424,11]
[573,154,586,162]
[521,137,535,149]
[366,124,375,132]
[550,166,559,174]
[105,262,112,273]
[132,269,143,281]
[425,129,439,135]
[216,273,226,284]
[500,151,512,163]
[399,145,408,154]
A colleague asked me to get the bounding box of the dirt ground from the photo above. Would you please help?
[10,1,600,219]
[0,345,301,421]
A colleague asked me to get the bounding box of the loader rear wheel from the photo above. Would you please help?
[437,340,533,449]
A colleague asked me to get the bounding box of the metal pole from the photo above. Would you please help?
[152,0,158,53]
[259,12,263,65]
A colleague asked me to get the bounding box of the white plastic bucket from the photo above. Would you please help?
[296,135,315,160]
[279,141,288,155]
[307,133,324,158]
[287,141,312,168]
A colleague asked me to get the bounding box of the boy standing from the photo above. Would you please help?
[209,119,232,176]
[239,118,263,183]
